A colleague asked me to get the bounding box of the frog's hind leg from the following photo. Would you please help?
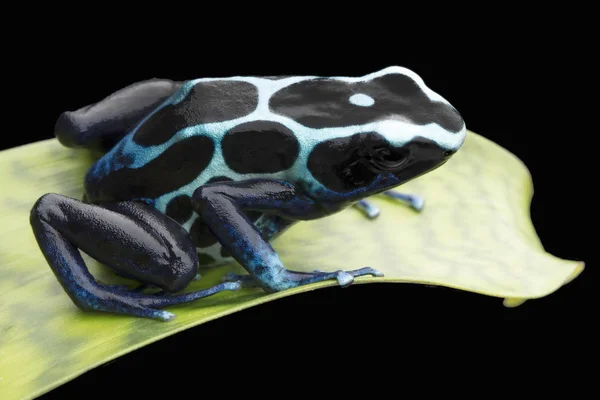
[353,191,424,219]
[30,194,241,321]
[54,79,182,152]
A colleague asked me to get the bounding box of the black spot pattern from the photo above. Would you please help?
[221,121,300,173]
[189,217,218,248]
[165,195,193,224]
[86,136,214,202]
[269,73,464,132]
[133,80,259,146]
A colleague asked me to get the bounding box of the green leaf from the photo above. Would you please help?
[0,131,583,399]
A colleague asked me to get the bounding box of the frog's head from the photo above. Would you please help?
[307,129,462,201]
[298,66,466,201]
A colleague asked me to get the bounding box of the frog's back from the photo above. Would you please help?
[83,75,304,206]
[84,67,464,212]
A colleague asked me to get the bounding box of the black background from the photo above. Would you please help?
[4,25,593,397]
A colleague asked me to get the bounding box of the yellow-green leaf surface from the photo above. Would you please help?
[0,131,584,399]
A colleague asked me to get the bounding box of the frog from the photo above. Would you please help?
[30,66,466,321]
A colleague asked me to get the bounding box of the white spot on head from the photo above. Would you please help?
[349,93,375,107]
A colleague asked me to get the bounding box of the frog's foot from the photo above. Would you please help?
[222,267,383,291]
[30,194,241,322]
[383,191,424,212]
[268,267,384,291]
[94,281,242,321]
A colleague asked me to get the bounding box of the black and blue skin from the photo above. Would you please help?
[30,66,466,321]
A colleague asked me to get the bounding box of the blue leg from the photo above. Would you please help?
[221,214,298,287]
[192,179,384,293]
[30,194,241,321]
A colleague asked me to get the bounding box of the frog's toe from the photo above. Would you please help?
[409,195,425,212]
[351,266,385,278]
[335,267,385,286]
[336,271,354,287]
[354,199,381,219]
[383,191,425,212]
[92,281,241,321]
[334,266,384,281]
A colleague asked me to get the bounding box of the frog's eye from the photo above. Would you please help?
[371,147,409,170]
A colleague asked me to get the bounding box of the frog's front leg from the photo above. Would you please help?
[353,191,425,219]
[191,179,383,293]
[220,214,297,287]
[30,194,241,321]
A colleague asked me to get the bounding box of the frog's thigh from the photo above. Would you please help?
[55,78,182,151]
[30,194,239,321]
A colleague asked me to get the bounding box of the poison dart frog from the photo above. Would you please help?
[30,66,466,321]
